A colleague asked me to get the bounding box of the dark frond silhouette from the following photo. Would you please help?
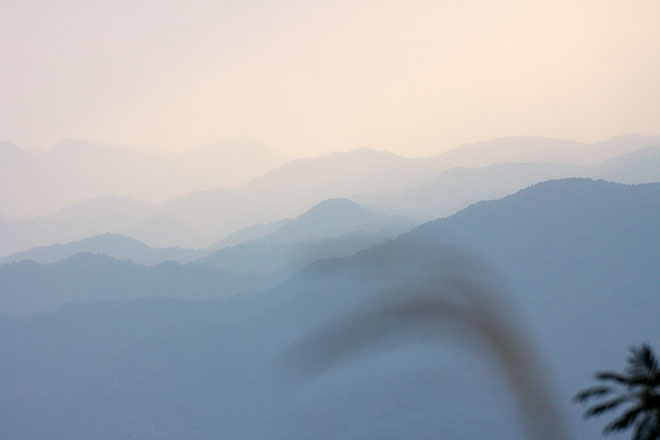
[574,344,660,439]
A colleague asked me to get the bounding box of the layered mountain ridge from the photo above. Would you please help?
[1,135,658,256]
[1,178,658,439]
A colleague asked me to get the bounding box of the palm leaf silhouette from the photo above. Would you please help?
[574,344,660,439]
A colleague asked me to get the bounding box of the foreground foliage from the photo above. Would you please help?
[574,344,660,439]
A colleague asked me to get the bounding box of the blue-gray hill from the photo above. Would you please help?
[1,178,658,438]
[0,253,283,315]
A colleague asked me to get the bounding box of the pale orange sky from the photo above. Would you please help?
[1,0,659,157]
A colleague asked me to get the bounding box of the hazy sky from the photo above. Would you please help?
[2,0,659,157]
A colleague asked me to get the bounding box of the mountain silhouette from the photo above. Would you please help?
[432,133,660,168]
[0,253,283,315]
[0,233,205,266]
[1,179,658,438]
[198,199,415,273]
[251,198,416,245]
[354,145,660,220]
[0,198,415,313]
[594,146,660,183]
[354,162,586,219]
[198,227,410,274]
[208,219,292,250]
[1,135,658,256]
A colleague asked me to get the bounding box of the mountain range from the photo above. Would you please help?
[0,137,290,218]
[0,199,415,314]
[0,253,287,316]
[0,233,205,266]
[1,135,658,256]
[353,145,660,219]
[1,178,658,439]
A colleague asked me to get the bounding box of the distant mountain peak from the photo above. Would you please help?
[82,232,144,245]
[297,198,365,219]
[241,197,415,247]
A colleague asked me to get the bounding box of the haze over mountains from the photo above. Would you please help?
[198,199,414,274]
[0,199,413,264]
[0,233,205,266]
[1,134,659,439]
[0,137,289,218]
[1,134,658,255]
[0,198,415,314]
[434,134,660,168]
[354,145,660,219]
[4,0,660,437]
[1,179,658,439]
[4,134,657,219]
[0,254,283,316]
